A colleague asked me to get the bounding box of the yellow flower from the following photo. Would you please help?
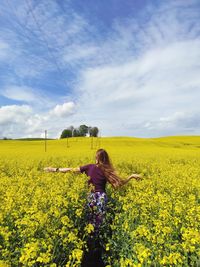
[1,137,200,266]
[0,261,11,267]
[75,209,82,217]
[106,244,110,251]
[61,215,70,226]
[84,223,94,234]
[71,249,83,263]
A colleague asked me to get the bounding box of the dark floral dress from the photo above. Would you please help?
[87,191,108,232]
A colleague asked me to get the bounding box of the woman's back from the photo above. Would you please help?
[80,164,107,192]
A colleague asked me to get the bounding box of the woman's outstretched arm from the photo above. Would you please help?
[129,173,142,180]
[121,173,142,186]
[44,167,81,173]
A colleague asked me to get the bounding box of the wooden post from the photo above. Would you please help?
[45,130,47,152]
[98,130,101,148]
[91,136,93,149]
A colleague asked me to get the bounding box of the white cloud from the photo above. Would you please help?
[51,102,75,117]
[0,105,32,125]
[76,37,200,112]
[0,101,76,138]
[0,105,46,139]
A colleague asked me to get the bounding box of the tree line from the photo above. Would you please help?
[60,125,99,138]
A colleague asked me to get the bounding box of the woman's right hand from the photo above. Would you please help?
[44,167,57,172]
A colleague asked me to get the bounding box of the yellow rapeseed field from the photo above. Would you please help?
[0,136,200,266]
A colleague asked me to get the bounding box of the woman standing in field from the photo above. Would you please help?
[44,148,141,266]
[44,148,141,232]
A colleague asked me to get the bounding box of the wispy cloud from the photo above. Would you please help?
[0,85,58,109]
[142,111,200,136]
[1,85,41,102]
[71,1,200,137]
[0,39,10,60]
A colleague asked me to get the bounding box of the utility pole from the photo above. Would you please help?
[67,137,69,148]
[45,130,47,152]
[91,136,93,149]
[98,129,101,148]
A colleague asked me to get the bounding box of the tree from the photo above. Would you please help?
[73,129,80,137]
[60,128,72,139]
[78,125,89,136]
[89,127,99,137]
[60,124,99,138]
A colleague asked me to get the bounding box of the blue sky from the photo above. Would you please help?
[0,0,200,138]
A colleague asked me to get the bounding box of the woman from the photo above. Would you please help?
[44,148,141,233]
[44,148,141,266]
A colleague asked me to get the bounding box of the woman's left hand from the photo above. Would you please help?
[130,174,142,180]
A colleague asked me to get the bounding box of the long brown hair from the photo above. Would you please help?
[96,148,129,189]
